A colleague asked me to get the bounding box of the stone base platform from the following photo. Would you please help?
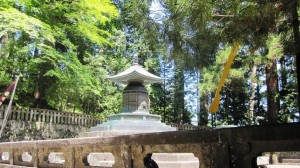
[108,112,161,121]
[78,130,146,138]
[90,120,175,132]
[79,122,176,138]
[78,113,176,138]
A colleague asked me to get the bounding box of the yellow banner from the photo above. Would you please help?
[209,42,240,113]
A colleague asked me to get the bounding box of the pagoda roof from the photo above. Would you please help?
[107,64,162,84]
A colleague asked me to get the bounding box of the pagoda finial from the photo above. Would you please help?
[133,53,139,65]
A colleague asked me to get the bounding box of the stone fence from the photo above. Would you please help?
[0,106,102,127]
[0,123,299,167]
[0,106,209,131]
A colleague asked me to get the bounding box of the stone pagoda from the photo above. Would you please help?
[79,57,175,137]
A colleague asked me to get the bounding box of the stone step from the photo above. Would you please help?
[88,161,115,167]
[0,164,36,168]
[280,159,300,164]
[265,165,300,168]
[155,161,199,168]
[152,153,198,162]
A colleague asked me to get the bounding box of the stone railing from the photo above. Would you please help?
[0,123,299,167]
[0,106,102,127]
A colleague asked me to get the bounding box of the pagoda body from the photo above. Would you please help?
[79,62,175,137]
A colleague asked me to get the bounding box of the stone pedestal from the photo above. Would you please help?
[79,62,176,138]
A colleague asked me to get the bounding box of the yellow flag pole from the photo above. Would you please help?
[209,42,240,113]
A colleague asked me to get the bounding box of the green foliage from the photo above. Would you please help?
[159,0,300,125]
[266,35,283,60]
[0,0,123,118]
[0,0,298,125]
[0,7,54,43]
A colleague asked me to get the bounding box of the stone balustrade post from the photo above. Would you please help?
[78,115,82,125]
[59,112,63,124]
[32,148,39,167]
[49,111,53,123]
[29,109,33,122]
[67,113,70,124]
[45,111,49,123]
[64,147,75,168]
[120,145,132,168]
[37,110,41,122]
[41,110,45,122]
[53,111,57,124]
[84,115,87,126]
[9,148,14,165]
[21,108,25,121]
[9,107,14,120]
[74,114,77,125]
[57,112,61,124]
[81,115,85,126]
[86,115,89,126]
[16,108,20,120]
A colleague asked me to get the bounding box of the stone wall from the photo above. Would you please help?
[0,106,102,142]
[0,120,89,142]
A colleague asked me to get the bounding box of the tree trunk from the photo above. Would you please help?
[291,0,300,114]
[249,64,257,124]
[163,62,167,123]
[279,57,290,122]
[224,90,230,124]
[199,94,209,126]
[198,71,208,126]
[265,58,279,124]
[173,63,185,124]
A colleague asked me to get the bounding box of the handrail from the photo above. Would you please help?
[0,106,102,127]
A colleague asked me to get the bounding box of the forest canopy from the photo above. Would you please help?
[0,0,299,125]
